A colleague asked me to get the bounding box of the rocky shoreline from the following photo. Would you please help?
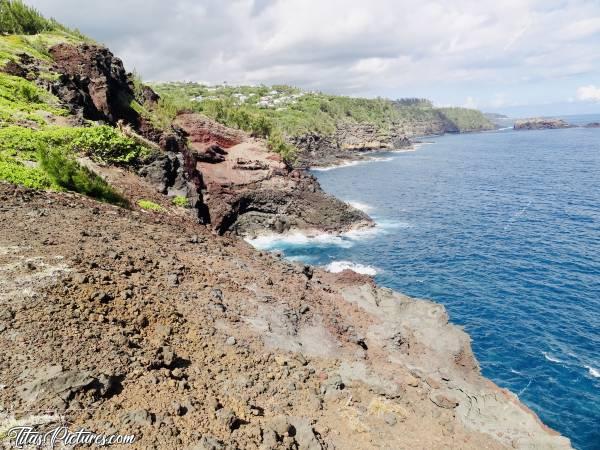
[0,36,574,449]
[0,183,572,449]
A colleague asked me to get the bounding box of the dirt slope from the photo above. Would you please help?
[0,183,571,450]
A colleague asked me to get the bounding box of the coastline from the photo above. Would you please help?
[0,28,581,449]
[0,183,573,449]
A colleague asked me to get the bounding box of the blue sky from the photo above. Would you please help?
[30,0,600,116]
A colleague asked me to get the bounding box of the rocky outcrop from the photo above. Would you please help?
[584,122,600,128]
[174,113,373,236]
[514,118,573,130]
[48,43,139,126]
[0,183,572,449]
[291,123,412,168]
[290,110,493,168]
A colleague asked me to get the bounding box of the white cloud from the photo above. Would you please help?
[576,85,600,102]
[26,0,600,107]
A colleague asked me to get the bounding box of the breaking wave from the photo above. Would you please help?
[542,352,563,364]
[585,366,599,378]
[325,260,378,276]
[347,201,373,213]
[311,156,393,172]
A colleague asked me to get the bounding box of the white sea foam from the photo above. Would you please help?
[585,365,600,378]
[325,260,378,276]
[246,231,355,250]
[311,161,362,172]
[347,201,373,213]
[542,352,563,364]
[311,156,394,172]
[246,217,410,252]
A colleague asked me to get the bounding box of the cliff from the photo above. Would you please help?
[0,4,572,449]
[173,112,372,236]
[152,83,496,168]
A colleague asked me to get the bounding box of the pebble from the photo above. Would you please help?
[226,336,236,346]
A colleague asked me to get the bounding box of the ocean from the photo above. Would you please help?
[248,114,600,450]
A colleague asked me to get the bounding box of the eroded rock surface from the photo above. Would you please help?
[0,183,572,449]
[175,113,372,236]
[49,43,139,125]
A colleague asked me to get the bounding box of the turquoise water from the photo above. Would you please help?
[250,116,600,449]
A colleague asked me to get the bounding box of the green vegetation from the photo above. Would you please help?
[39,145,127,205]
[0,0,84,37]
[137,199,164,212]
[152,83,494,160]
[438,107,495,132]
[0,125,150,165]
[0,72,67,124]
[0,0,60,35]
[171,195,189,208]
[0,153,54,189]
[0,125,149,204]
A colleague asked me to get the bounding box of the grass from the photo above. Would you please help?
[0,125,150,164]
[0,72,67,125]
[0,0,85,38]
[0,153,55,189]
[0,124,150,205]
[137,199,164,212]
[171,195,189,207]
[39,145,127,205]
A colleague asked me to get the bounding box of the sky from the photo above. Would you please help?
[29,0,600,116]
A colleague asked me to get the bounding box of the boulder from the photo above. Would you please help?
[49,43,138,125]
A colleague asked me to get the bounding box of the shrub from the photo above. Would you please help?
[137,199,164,212]
[0,73,67,123]
[38,145,127,206]
[171,195,189,207]
[267,130,296,162]
[70,125,149,164]
[0,154,54,189]
[0,124,149,165]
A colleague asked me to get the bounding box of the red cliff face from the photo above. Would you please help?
[174,113,373,236]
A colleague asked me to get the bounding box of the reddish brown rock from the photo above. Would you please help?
[175,113,373,236]
[49,43,139,125]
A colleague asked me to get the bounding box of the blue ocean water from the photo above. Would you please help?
[251,115,600,450]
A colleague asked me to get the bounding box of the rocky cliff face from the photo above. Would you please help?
[175,113,372,236]
[34,42,369,235]
[48,43,140,126]
[290,123,412,168]
[291,111,492,168]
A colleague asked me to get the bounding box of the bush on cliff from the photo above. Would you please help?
[0,125,149,165]
[0,73,67,124]
[0,153,55,189]
[0,125,145,205]
[0,0,55,34]
[38,145,127,206]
